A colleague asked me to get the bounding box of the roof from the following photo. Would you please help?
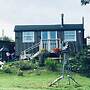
[14,24,84,32]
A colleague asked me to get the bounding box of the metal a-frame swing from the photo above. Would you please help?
[49,42,80,87]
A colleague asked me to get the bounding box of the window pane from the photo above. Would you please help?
[50,40,56,50]
[50,31,57,39]
[64,31,76,42]
[22,32,34,43]
[41,32,48,40]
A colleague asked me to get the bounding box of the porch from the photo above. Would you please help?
[20,39,61,60]
[40,39,61,52]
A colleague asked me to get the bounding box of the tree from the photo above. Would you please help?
[70,46,90,77]
[0,36,14,42]
[81,0,90,5]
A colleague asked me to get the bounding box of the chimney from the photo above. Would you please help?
[82,17,84,28]
[61,13,64,26]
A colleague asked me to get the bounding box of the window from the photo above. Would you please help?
[41,31,57,40]
[41,31,48,40]
[49,31,57,50]
[41,32,48,49]
[50,40,56,49]
[64,31,76,42]
[22,32,34,43]
[49,31,57,40]
[41,31,57,51]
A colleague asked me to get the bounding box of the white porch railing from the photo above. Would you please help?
[20,39,61,60]
[40,39,61,51]
[20,42,40,60]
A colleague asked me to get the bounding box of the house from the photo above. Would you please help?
[86,36,90,46]
[14,14,84,59]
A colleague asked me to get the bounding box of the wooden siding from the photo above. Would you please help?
[15,27,84,57]
[15,31,41,57]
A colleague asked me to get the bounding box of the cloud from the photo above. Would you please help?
[0,0,90,39]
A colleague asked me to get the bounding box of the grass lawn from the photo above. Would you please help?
[0,69,90,90]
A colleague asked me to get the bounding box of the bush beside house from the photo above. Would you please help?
[70,46,90,76]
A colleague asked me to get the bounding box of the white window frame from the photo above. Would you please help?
[64,31,76,42]
[22,32,34,43]
[41,31,57,40]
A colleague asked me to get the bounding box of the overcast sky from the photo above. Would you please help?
[0,0,90,40]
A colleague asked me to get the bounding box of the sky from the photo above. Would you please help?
[0,0,90,40]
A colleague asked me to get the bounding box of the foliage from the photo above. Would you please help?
[17,69,24,76]
[0,36,14,42]
[81,0,90,5]
[9,60,37,70]
[2,64,17,74]
[13,61,31,70]
[45,58,59,71]
[70,46,90,76]
[2,65,12,73]
[2,60,38,74]
[40,48,47,53]
[39,49,49,66]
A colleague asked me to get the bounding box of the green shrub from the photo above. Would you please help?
[2,64,17,74]
[45,58,58,71]
[40,48,47,53]
[3,65,12,73]
[2,60,38,74]
[69,46,90,76]
[10,60,37,70]
[39,49,49,67]
[17,69,24,76]
[18,61,31,70]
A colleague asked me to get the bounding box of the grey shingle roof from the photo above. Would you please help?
[14,24,84,32]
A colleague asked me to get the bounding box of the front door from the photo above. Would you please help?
[41,31,57,51]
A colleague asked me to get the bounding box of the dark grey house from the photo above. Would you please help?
[14,15,84,59]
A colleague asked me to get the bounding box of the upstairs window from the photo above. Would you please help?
[22,32,34,43]
[64,31,76,42]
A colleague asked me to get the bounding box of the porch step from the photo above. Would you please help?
[20,51,40,60]
[20,54,30,60]
[20,42,40,60]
